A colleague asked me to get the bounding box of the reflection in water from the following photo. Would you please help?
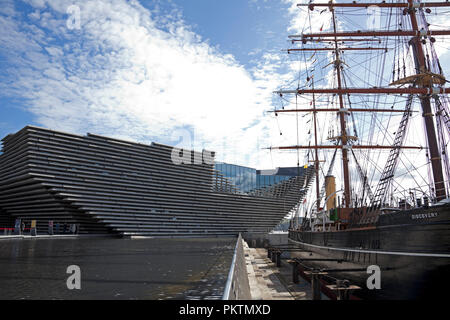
[0,237,235,300]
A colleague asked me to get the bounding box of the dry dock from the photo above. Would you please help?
[243,241,326,300]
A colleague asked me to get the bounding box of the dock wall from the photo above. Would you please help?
[242,232,289,248]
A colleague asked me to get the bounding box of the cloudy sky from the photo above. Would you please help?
[0,0,449,179]
[0,0,304,168]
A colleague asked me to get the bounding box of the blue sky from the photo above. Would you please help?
[158,0,290,64]
[0,0,449,171]
[0,0,304,168]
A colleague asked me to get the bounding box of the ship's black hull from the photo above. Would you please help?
[288,204,450,299]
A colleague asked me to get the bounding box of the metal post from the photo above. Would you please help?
[271,250,276,262]
[276,251,281,267]
[311,272,322,300]
[336,280,349,300]
[292,262,299,284]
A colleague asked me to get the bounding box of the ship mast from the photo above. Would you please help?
[272,0,450,211]
[407,0,446,201]
[330,6,351,208]
[311,79,321,212]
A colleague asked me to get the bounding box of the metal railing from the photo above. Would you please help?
[222,233,251,300]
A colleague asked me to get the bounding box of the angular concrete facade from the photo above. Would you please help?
[0,126,314,237]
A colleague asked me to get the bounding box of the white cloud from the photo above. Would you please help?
[0,0,298,168]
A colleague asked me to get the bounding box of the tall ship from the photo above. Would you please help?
[274,0,450,299]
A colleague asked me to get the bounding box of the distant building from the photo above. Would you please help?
[214,163,304,193]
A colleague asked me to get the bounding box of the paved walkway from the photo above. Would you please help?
[244,242,316,300]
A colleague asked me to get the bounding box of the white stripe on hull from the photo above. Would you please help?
[289,238,450,258]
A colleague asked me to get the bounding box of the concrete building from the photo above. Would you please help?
[0,126,314,237]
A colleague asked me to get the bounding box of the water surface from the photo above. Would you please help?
[0,237,235,300]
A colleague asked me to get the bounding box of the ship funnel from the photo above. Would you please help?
[325,175,336,211]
